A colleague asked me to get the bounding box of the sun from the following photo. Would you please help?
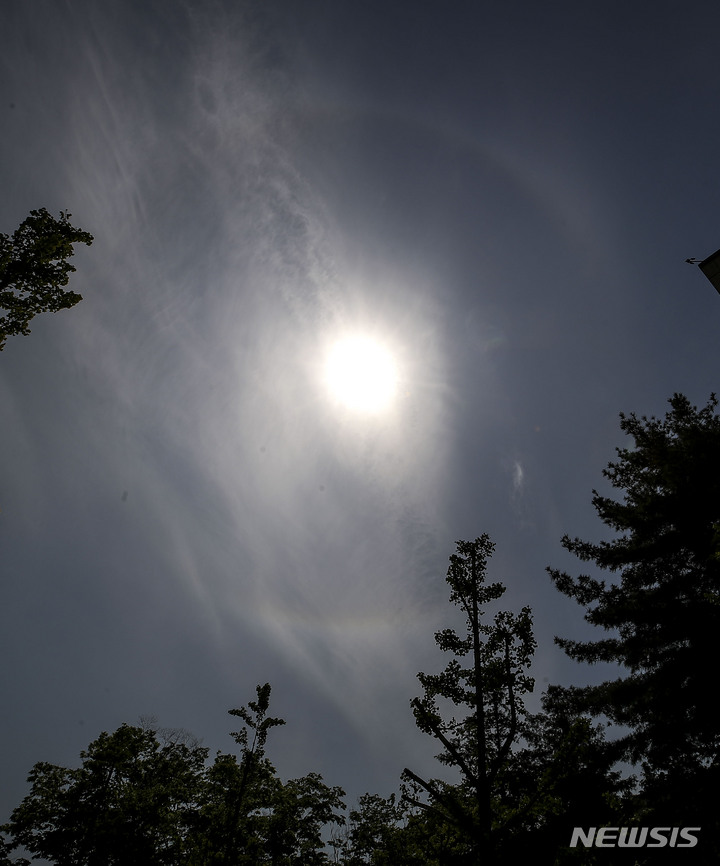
[324,335,398,413]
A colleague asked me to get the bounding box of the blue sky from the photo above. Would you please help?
[2,0,720,822]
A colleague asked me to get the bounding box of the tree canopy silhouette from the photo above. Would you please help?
[1,686,345,865]
[399,536,627,866]
[0,208,93,351]
[4,402,718,863]
[402,536,537,865]
[549,393,720,857]
[549,393,720,772]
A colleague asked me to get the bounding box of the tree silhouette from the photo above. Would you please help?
[402,535,536,865]
[549,393,720,859]
[1,686,345,865]
[549,394,720,770]
[0,208,93,351]
[3,723,207,864]
[496,686,630,864]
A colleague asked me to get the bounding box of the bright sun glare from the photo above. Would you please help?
[325,336,398,413]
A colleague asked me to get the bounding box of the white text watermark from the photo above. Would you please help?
[570,827,700,848]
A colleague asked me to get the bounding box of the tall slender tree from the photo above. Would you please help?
[403,535,536,865]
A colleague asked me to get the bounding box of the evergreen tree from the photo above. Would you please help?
[549,394,720,771]
[548,393,720,861]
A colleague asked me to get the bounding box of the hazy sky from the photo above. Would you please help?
[3,0,720,823]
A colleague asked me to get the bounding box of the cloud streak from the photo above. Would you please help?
[30,1,453,739]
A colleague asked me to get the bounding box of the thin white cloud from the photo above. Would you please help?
[512,459,524,495]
